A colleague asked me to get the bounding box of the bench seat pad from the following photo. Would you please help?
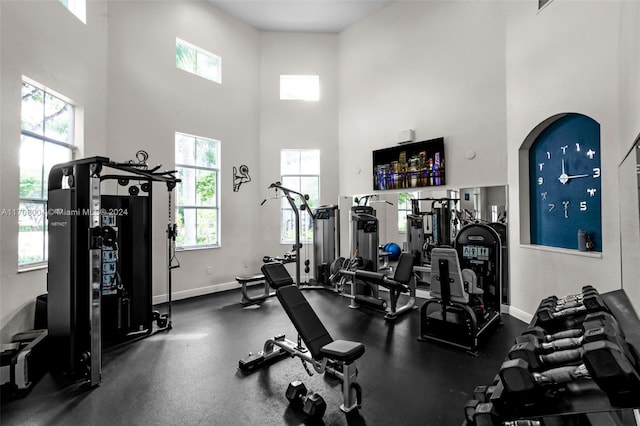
[320,340,365,363]
[236,273,265,282]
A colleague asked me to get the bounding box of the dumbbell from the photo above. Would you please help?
[509,312,625,370]
[500,358,591,394]
[465,400,542,426]
[535,291,608,326]
[501,327,639,395]
[517,326,583,345]
[518,312,624,349]
[463,374,500,424]
[285,381,327,419]
[581,326,640,396]
[539,288,600,314]
[541,285,596,307]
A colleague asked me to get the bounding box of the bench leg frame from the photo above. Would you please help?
[240,334,363,414]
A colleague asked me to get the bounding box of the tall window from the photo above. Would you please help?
[19,80,75,266]
[175,132,220,248]
[398,192,418,232]
[175,38,222,84]
[59,0,86,24]
[280,150,320,243]
[280,75,319,101]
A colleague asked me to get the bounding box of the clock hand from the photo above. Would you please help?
[558,173,589,184]
[566,174,590,179]
[558,159,569,184]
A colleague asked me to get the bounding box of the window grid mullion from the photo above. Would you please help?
[176,163,218,173]
[40,140,46,201]
[21,130,72,148]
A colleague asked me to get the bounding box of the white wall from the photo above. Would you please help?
[617,0,640,312]
[0,0,109,342]
[106,1,262,301]
[505,1,630,319]
[258,32,339,279]
[338,1,508,197]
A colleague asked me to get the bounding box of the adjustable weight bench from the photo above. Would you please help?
[238,262,365,414]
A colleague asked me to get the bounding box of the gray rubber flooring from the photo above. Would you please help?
[1,288,526,425]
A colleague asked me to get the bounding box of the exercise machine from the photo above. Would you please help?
[418,244,501,356]
[47,154,180,386]
[238,184,330,304]
[350,205,379,271]
[344,205,383,309]
[455,223,503,315]
[488,222,509,305]
[260,182,316,287]
[0,329,48,394]
[336,252,417,321]
[313,205,340,286]
[406,213,427,265]
[406,197,460,265]
[239,262,365,415]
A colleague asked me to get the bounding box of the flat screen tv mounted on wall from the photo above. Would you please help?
[372,137,445,191]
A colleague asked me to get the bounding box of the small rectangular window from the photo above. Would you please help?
[280,75,319,101]
[176,38,222,84]
[59,0,86,24]
[175,132,221,248]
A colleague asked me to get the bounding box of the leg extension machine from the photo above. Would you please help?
[338,252,417,320]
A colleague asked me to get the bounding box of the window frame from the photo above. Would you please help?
[280,149,320,244]
[175,38,222,84]
[59,0,86,24]
[397,191,419,233]
[175,132,221,250]
[19,79,76,268]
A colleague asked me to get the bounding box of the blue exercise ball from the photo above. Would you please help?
[384,243,402,261]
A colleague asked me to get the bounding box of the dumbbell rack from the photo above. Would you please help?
[464,289,640,426]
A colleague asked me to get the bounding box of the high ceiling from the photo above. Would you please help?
[208,0,394,33]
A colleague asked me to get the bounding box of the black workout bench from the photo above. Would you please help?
[239,262,365,414]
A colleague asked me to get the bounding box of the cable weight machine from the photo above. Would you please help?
[261,182,316,287]
[47,153,180,386]
[407,197,460,265]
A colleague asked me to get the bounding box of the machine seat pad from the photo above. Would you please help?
[235,273,265,283]
[320,340,365,363]
[355,270,387,284]
[261,262,295,289]
[354,270,409,292]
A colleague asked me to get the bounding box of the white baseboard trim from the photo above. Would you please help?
[152,281,239,305]
[152,282,536,326]
[508,305,533,324]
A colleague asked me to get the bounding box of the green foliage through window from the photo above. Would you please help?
[19,80,74,266]
[398,192,418,233]
[280,150,320,243]
[175,38,221,83]
[175,132,220,248]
